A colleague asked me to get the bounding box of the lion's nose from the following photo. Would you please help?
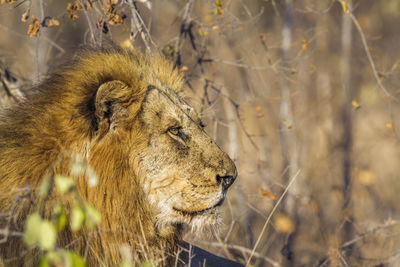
[216,174,237,190]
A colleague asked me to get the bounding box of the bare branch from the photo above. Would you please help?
[337,0,394,99]
[127,0,153,56]
[174,0,195,67]
[80,0,97,46]
[340,220,399,249]
[98,0,108,48]
[35,0,45,83]
[316,220,400,266]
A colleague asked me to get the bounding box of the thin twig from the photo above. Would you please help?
[127,0,153,56]
[212,58,276,71]
[0,23,64,53]
[337,1,393,99]
[98,0,108,48]
[207,82,259,150]
[340,221,399,249]
[80,0,97,46]
[316,220,400,266]
[174,0,195,67]
[246,170,301,266]
[35,0,45,83]
[227,96,259,150]
[0,186,31,244]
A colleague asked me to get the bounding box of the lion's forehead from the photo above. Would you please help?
[152,83,203,127]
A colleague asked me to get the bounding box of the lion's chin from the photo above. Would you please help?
[155,206,221,237]
[187,207,222,236]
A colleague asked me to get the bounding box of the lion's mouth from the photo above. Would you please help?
[173,194,226,217]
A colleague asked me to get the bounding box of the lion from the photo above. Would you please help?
[0,49,237,265]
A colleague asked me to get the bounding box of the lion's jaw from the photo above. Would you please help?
[148,188,224,234]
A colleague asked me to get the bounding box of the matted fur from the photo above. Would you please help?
[0,49,237,265]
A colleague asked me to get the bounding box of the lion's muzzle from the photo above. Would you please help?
[216,174,236,190]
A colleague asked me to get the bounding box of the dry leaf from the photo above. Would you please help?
[27,15,40,38]
[341,1,347,12]
[75,0,83,10]
[120,39,133,50]
[260,189,276,200]
[282,120,292,129]
[107,13,124,25]
[301,39,308,51]
[96,18,109,34]
[357,169,376,186]
[21,8,30,22]
[180,66,189,72]
[255,105,261,111]
[257,113,264,118]
[386,122,393,130]
[46,18,60,27]
[67,1,83,20]
[274,214,295,234]
[67,3,78,20]
[85,0,92,10]
[351,100,361,109]
[1,0,17,4]
[213,7,223,15]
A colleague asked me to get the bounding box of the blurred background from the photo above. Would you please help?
[1,0,400,266]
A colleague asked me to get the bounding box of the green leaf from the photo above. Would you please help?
[55,175,75,194]
[70,205,85,231]
[24,212,42,248]
[140,261,154,267]
[53,204,67,231]
[38,257,51,267]
[39,176,52,197]
[198,28,208,37]
[38,221,57,250]
[24,213,57,250]
[216,0,222,7]
[86,168,98,187]
[120,259,134,267]
[66,251,86,267]
[42,251,62,266]
[71,162,84,176]
[84,203,101,229]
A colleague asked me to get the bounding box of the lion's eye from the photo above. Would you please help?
[168,127,180,136]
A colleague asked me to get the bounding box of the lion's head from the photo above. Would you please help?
[135,85,237,231]
[0,49,237,264]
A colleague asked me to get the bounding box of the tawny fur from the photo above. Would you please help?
[0,49,237,266]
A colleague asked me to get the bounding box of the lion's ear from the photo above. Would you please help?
[94,80,133,131]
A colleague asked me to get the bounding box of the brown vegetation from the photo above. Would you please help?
[1,0,400,266]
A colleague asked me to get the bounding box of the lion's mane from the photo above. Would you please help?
[0,49,185,265]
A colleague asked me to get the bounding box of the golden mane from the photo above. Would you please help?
[0,49,184,265]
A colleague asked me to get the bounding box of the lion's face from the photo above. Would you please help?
[133,85,237,230]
